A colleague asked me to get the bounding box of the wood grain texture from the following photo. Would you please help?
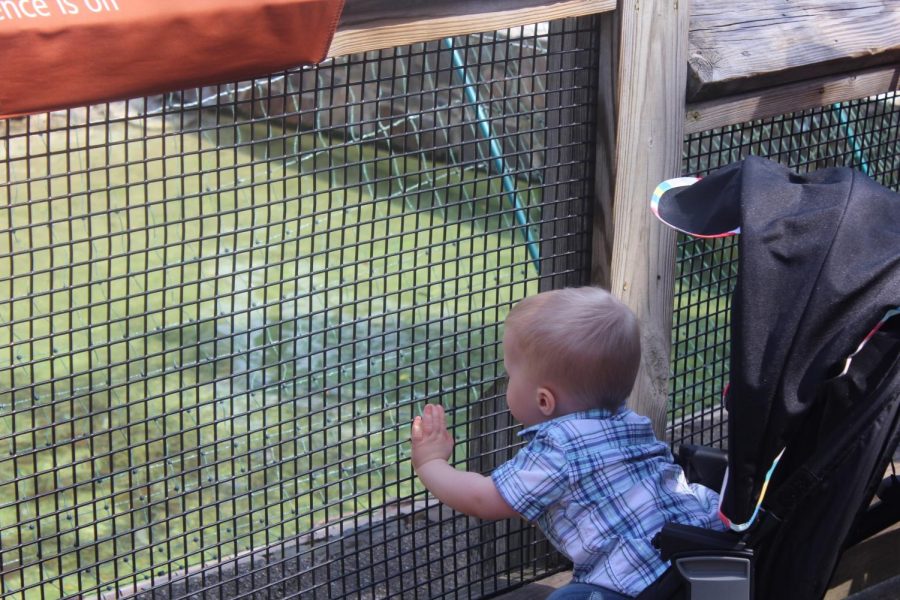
[339,0,604,28]
[685,63,900,133]
[607,0,690,438]
[328,0,615,57]
[688,0,900,101]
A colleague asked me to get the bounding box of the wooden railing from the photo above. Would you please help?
[329,0,613,57]
[685,0,900,132]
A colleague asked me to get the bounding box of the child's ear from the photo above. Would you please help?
[536,387,556,417]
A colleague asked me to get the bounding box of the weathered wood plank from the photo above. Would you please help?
[688,0,900,102]
[339,0,603,28]
[685,63,900,133]
[329,0,615,58]
[604,1,691,438]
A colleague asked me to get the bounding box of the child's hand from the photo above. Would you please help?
[410,403,455,470]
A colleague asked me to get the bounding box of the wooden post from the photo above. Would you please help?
[597,0,691,439]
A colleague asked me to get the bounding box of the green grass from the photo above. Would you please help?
[668,238,737,421]
[0,110,539,598]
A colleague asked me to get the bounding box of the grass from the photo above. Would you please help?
[0,107,540,598]
[668,237,738,422]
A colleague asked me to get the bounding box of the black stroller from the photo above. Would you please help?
[637,157,900,600]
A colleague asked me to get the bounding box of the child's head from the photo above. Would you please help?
[502,287,641,425]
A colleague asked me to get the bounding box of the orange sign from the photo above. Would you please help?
[0,0,345,118]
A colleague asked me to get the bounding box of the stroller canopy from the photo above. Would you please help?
[654,156,900,525]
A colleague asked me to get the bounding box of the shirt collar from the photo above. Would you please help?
[516,406,626,438]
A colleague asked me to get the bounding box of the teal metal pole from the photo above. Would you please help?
[833,102,872,176]
[442,37,541,274]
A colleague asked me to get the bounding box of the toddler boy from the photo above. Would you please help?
[410,287,723,599]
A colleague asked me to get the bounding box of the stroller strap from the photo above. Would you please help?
[765,312,900,521]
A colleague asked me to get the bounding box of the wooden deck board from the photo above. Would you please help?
[688,0,900,102]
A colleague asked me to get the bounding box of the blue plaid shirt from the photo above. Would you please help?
[492,408,724,597]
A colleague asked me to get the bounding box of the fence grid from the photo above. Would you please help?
[670,91,900,449]
[0,17,599,600]
[4,13,899,600]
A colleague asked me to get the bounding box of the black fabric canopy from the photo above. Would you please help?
[655,156,900,525]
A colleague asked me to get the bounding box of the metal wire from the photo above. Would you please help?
[0,17,599,600]
[670,92,900,449]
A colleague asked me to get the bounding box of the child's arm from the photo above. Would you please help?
[411,403,519,520]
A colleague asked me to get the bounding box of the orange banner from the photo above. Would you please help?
[0,0,345,118]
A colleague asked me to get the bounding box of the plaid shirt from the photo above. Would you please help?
[492,408,724,597]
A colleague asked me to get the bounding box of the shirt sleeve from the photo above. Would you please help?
[491,432,569,522]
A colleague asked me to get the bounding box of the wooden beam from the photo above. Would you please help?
[688,0,900,102]
[685,64,900,134]
[603,0,691,439]
[328,0,615,58]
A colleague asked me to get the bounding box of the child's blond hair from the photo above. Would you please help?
[504,287,641,411]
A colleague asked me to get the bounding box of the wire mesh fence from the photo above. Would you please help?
[670,91,900,449]
[0,17,600,600]
[5,8,898,597]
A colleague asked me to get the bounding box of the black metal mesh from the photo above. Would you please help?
[670,92,900,448]
[0,18,600,600]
